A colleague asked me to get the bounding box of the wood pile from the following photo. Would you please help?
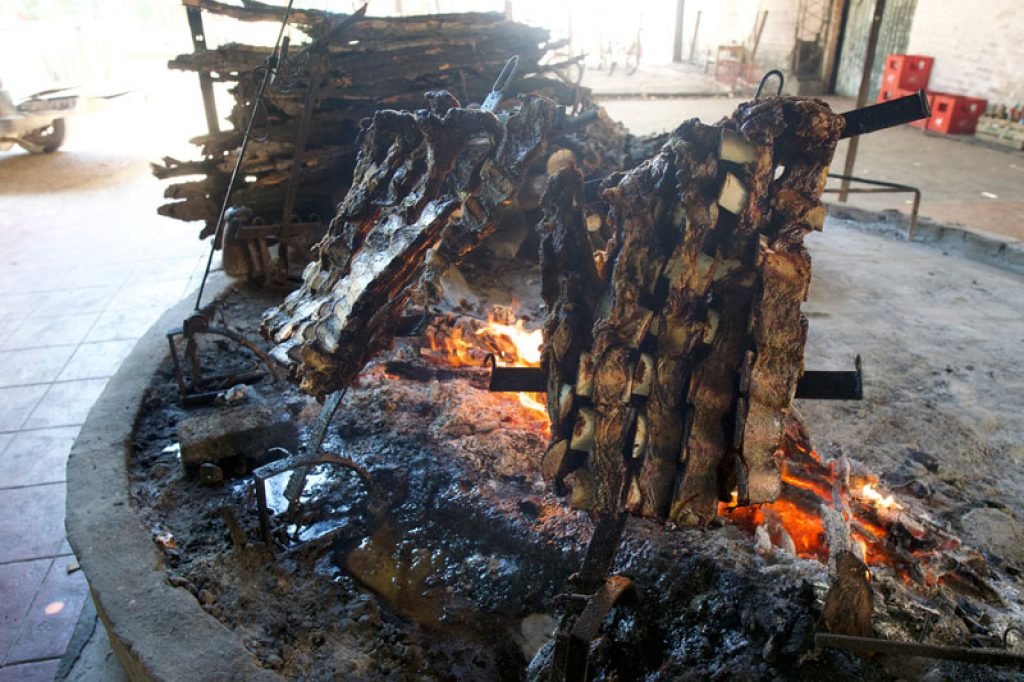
[153,1,589,239]
[537,97,845,528]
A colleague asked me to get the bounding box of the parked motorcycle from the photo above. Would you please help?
[0,78,125,154]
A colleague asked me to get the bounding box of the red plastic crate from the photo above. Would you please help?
[877,87,932,128]
[927,93,988,135]
[881,54,934,90]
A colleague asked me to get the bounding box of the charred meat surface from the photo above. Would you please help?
[261,92,564,397]
[537,96,844,527]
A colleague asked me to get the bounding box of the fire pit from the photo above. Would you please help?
[68,227,1024,680]
[66,68,1024,679]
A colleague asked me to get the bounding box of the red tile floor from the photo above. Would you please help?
[0,90,209,678]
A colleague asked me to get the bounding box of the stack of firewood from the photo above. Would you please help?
[154,0,584,238]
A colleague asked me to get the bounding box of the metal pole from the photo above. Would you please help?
[185,4,220,135]
[838,0,885,201]
[689,10,702,63]
[815,633,1024,669]
[673,0,686,63]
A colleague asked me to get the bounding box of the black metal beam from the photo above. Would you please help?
[840,90,931,139]
[815,632,1024,669]
[488,359,864,401]
[794,356,863,400]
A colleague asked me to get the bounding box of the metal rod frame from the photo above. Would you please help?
[838,0,886,201]
[815,632,1024,669]
[185,5,220,135]
[824,172,921,240]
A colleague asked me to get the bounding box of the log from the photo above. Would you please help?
[159,5,581,239]
[818,550,875,637]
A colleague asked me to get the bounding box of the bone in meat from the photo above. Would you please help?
[537,97,844,527]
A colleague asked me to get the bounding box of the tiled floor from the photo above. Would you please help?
[0,96,209,677]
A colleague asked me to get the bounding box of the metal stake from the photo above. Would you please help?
[838,0,886,201]
[815,632,1024,669]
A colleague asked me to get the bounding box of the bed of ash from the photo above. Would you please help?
[128,217,1024,680]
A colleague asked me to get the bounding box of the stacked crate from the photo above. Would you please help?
[927,94,987,135]
[876,54,934,129]
[875,54,988,135]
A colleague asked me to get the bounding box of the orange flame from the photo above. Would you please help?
[859,482,902,510]
[424,311,549,434]
[478,319,543,366]
[719,446,908,567]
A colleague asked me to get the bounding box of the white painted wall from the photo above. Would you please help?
[906,0,1024,106]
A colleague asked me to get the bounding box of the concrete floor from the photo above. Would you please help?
[0,66,1020,680]
[595,66,1024,243]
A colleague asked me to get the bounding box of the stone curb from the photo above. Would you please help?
[825,202,1024,277]
[65,272,281,682]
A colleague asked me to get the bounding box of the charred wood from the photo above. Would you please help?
[158,7,591,241]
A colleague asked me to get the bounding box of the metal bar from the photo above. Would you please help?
[689,10,701,62]
[185,6,220,135]
[194,0,296,311]
[166,330,190,398]
[672,0,685,63]
[488,366,864,400]
[283,389,346,516]
[279,8,366,230]
[254,470,273,544]
[815,633,1024,668]
[749,10,768,71]
[236,221,322,239]
[554,575,634,682]
[840,90,931,139]
[550,512,630,682]
[488,366,546,392]
[482,55,519,112]
[795,357,862,400]
[824,172,921,239]
[838,0,886,201]
[576,511,629,592]
[821,0,847,90]
[252,448,381,553]
[220,506,248,548]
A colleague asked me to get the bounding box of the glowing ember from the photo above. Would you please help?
[478,319,543,366]
[718,439,913,568]
[858,483,902,510]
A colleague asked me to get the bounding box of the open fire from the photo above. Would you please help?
[718,439,911,567]
[242,74,1020,676]
[420,306,549,428]
[419,307,980,591]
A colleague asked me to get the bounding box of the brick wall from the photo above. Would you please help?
[906,0,1024,105]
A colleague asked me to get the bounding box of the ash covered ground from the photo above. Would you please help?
[128,220,1024,680]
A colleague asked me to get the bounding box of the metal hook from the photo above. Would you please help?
[491,55,519,94]
[482,55,519,112]
[756,70,785,100]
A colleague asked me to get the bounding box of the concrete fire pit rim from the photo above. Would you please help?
[65,272,281,682]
